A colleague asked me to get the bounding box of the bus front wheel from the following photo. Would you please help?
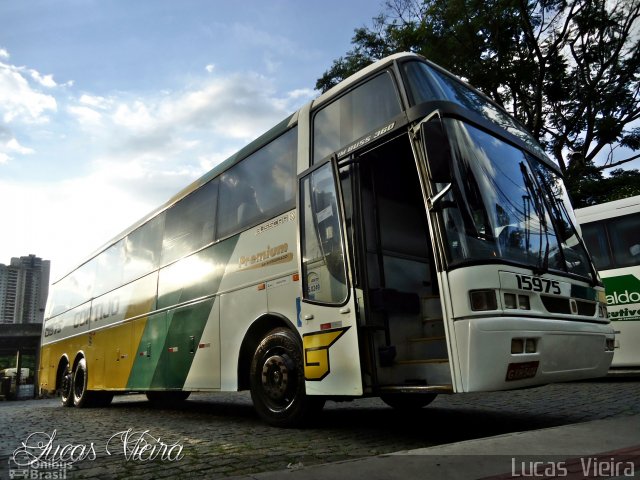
[249,327,324,427]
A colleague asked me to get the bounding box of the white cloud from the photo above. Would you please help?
[67,70,307,162]
[0,48,8,59]
[67,105,102,126]
[29,69,57,88]
[79,94,111,109]
[0,134,35,164]
[205,64,215,73]
[0,61,57,124]
[287,88,316,100]
[6,137,34,155]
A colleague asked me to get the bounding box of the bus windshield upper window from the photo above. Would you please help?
[402,61,548,160]
[313,72,402,162]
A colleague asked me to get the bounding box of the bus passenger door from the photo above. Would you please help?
[298,159,363,397]
[412,112,462,391]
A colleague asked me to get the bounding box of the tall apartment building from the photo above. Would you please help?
[0,254,50,324]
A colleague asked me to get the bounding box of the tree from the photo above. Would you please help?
[317,0,640,206]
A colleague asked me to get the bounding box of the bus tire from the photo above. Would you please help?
[60,365,74,407]
[249,327,324,427]
[380,393,437,410]
[72,358,95,408]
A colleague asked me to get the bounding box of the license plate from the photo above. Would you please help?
[506,361,539,381]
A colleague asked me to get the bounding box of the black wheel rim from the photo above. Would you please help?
[61,372,72,399]
[259,351,297,411]
[73,367,85,399]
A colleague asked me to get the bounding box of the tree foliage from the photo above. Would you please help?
[317,0,640,206]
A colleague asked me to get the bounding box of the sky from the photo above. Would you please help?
[0,0,385,281]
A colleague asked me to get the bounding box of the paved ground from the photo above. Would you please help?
[1,378,639,479]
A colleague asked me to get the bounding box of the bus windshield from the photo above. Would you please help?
[435,119,593,281]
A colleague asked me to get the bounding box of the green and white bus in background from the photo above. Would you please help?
[40,52,614,426]
[576,195,640,373]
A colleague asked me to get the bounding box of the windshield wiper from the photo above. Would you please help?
[520,163,550,275]
[553,197,599,286]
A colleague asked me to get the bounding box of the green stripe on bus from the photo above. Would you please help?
[126,236,238,389]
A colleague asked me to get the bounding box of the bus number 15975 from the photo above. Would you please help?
[515,274,561,295]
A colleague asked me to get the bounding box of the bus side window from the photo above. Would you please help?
[580,222,612,270]
[162,179,218,266]
[217,128,296,239]
[609,213,640,268]
[124,214,164,282]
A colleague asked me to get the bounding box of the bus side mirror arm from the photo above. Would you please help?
[428,183,452,211]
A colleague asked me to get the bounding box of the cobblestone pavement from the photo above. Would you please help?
[1,378,639,479]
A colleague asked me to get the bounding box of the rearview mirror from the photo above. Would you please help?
[421,117,452,183]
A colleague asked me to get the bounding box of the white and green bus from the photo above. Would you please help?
[40,52,614,426]
[576,195,640,372]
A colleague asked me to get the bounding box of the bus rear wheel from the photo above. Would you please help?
[72,358,92,408]
[60,365,74,407]
[70,357,112,408]
[249,327,324,427]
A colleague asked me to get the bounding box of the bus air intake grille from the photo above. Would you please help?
[576,300,596,317]
[540,295,571,314]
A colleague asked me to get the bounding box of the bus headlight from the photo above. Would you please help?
[504,293,530,310]
[511,337,538,354]
[504,293,517,309]
[470,290,497,311]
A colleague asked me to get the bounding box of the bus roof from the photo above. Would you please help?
[575,195,640,224]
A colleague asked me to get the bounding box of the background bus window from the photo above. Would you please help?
[313,72,402,162]
[216,128,296,239]
[580,222,612,270]
[162,179,218,266]
[609,214,640,268]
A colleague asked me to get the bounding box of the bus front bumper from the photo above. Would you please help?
[452,316,615,392]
